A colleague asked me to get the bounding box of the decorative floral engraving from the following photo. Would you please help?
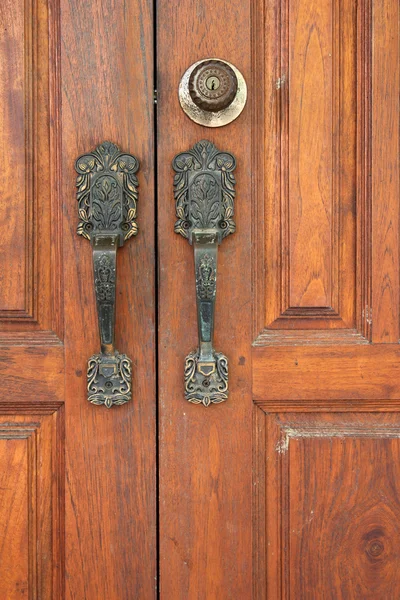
[173,140,236,406]
[92,176,121,231]
[196,254,216,300]
[94,253,115,303]
[87,352,132,409]
[75,141,139,242]
[184,350,228,407]
[190,173,220,229]
[173,139,236,241]
[76,142,139,408]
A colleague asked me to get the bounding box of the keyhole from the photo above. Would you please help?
[206,76,220,91]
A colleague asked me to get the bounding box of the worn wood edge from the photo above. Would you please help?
[253,404,284,599]
[278,307,341,318]
[52,402,65,599]
[0,330,63,345]
[0,402,63,414]
[0,310,37,320]
[250,0,266,339]
[48,0,63,341]
[356,0,372,339]
[371,0,399,342]
[253,404,266,600]
[266,316,350,330]
[25,0,36,319]
[253,328,370,346]
[255,399,400,412]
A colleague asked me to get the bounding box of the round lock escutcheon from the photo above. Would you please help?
[179,58,247,127]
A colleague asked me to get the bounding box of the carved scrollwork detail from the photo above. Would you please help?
[196,254,216,300]
[94,253,116,304]
[87,352,132,409]
[76,141,139,408]
[173,139,236,241]
[75,141,139,243]
[173,140,236,407]
[184,350,228,407]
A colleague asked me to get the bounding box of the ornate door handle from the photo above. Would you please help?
[173,140,236,406]
[75,141,139,408]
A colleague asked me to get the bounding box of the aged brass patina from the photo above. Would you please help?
[173,140,236,406]
[179,58,247,127]
[189,59,238,112]
[75,141,139,408]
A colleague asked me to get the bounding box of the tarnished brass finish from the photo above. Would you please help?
[173,140,236,406]
[189,60,238,112]
[75,141,139,408]
[179,58,247,127]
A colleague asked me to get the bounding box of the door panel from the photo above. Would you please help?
[0,0,156,597]
[0,408,63,598]
[157,1,253,597]
[256,0,364,340]
[252,0,400,597]
[253,346,400,401]
[61,0,156,596]
[264,0,357,329]
[158,0,400,598]
[0,0,62,337]
[371,0,400,343]
[0,0,64,596]
[255,410,400,599]
[1,0,399,595]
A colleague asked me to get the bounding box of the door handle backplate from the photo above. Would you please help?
[173,139,236,406]
[75,141,139,408]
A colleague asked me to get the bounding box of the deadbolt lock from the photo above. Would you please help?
[189,59,238,112]
[179,58,247,127]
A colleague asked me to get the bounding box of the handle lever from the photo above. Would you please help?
[173,140,236,406]
[75,141,139,408]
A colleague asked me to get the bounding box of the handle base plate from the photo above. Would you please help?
[184,349,228,407]
[87,351,132,409]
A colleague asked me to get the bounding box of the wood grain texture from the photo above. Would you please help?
[0,0,26,312]
[252,1,400,596]
[157,0,252,597]
[356,0,373,341]
[0,436,30,599]
[0,1,65,596]
[257,0,362,337]
[0,408,64,599]
[0,0,398,595]
[371,0,400,342]
[255,410,400,599]
[0,0,63,340]
[60,0,156,597]
[288,0,335,308]
[253,345,400,401]
[0,346,63,402]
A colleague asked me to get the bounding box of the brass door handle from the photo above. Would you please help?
[173,140,236,406]
[75,141,139,408]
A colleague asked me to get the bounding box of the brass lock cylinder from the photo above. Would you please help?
[188,60,238,112]
[178,58,247,127]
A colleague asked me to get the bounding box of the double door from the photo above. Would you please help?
[1,0,400,597]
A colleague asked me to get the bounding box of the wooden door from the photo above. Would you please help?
[0,0,156,597]
[2,0,400,597]
[158,0,400,598]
